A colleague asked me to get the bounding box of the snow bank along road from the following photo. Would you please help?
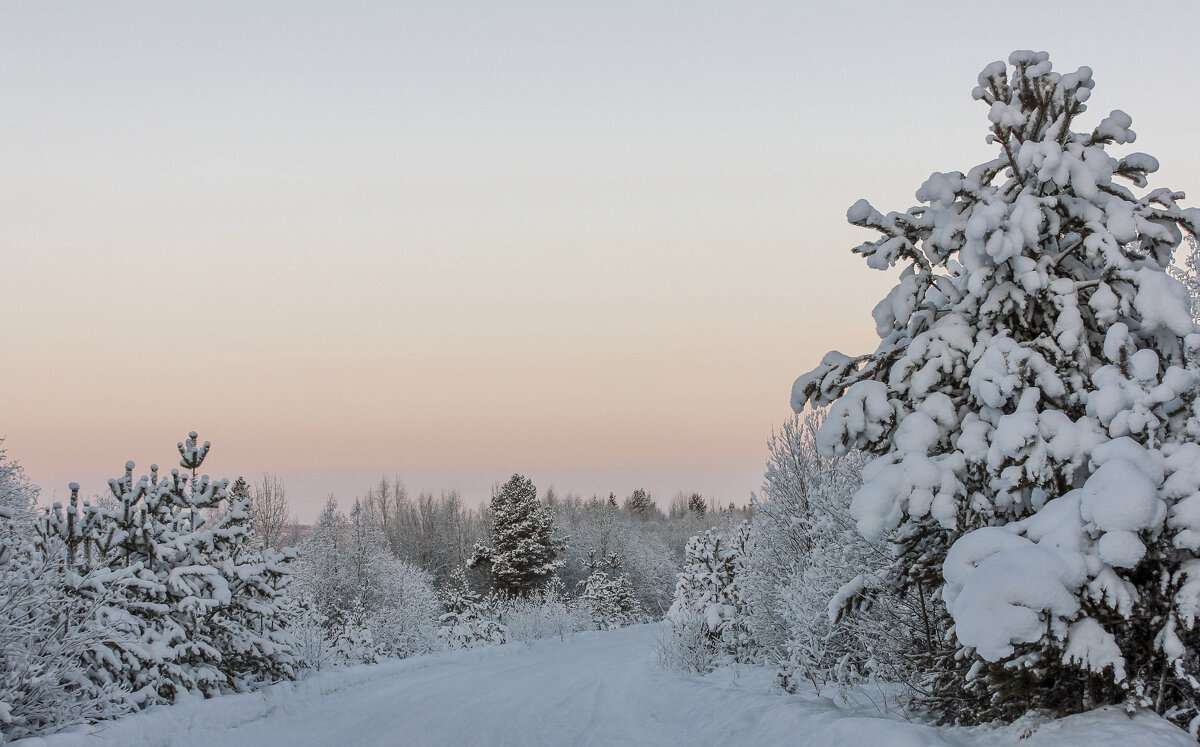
[19,625,1192,747]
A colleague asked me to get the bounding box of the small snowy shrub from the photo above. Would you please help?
[656,609,718,674]
[0,540,127,740]
[792,50,1200,727]
[499,579,588,645]
[289,604,337,673]
[774,547,926,701]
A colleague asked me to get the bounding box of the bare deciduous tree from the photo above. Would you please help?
[251,473,292,551]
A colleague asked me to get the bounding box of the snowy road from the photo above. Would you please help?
[200,625,861,747]
[22,625,1193,747]
[228,625,697,746]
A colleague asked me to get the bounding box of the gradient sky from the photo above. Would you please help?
[4,2,1198,520]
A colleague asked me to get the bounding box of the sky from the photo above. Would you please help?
[3,2,1198,520]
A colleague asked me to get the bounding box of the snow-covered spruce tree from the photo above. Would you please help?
[665,522,752,666]
[469,474,566,597]
[792,51,1200,727]
[230,476,251,503]
[40,433,299,705]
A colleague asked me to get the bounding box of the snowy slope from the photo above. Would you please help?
[17,625,1191,747]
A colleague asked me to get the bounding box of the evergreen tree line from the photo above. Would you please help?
[664,52,1200,736]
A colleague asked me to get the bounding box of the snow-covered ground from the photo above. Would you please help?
[16,625,1191,747]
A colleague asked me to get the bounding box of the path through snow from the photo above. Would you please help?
[19,625,1192,747]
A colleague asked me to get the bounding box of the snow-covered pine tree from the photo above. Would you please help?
[666,522,752,663]
[437,568,506,648]
[40,433,299,705]
[177,431,210,476]
[623,489,654,517]
[230,476,250,502]
[469,474,565,597]
[578,550,641,630]
[1170,234,1200,323]
[0,448,125,740]
[792,51,1200,728]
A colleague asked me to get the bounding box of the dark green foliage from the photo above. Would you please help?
[469,474,566,597]
[623,489,654,517]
